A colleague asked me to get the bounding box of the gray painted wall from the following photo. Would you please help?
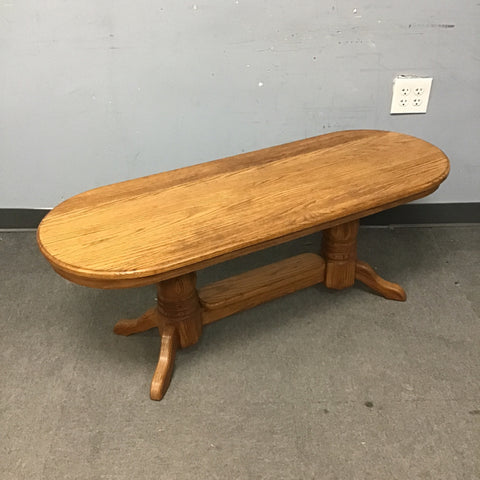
[1,1,478,208]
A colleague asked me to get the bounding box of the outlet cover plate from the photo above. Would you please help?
[390,76,433,114]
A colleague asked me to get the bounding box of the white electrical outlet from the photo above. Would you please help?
[390,76,433,114]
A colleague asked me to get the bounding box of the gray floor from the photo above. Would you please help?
[1,226,479,480]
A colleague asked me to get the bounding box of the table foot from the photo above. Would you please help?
[321,220,406,301]
[112,273,203,401]
[150,325,179,401]
[355,260,406,301]
[153,273,203,400]
[113,307,161,336]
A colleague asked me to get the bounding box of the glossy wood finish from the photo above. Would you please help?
[113,307,159,336]
[200,253,326,325]
[321,220,406,300]
[37,130,449,288]
[116,273,203,400]
[156,273,203,349]
[322,220,359,289]
[150,325,179,401]
[355,260,407,301]
[113,225,406,400]
[37,130,449,400]
[114,254,327,399]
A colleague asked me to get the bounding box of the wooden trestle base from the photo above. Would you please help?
[112,219,406,401]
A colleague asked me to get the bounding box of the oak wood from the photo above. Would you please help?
[122,273,203,401]
[321,220,406,300]
[36,130,449,401]
[113,307,160,336]
[199,253,325,325]
[44,190,432,290]
[114,273,203,400]
[322,220,359,289]
[150,325,179,401]
[355,260,407,301]
[37,130,449,288]
[156,273,202,349]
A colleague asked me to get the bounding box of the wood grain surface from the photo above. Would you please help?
[200,253,325,324]
[322,220,359,290]
[37,130,449,288]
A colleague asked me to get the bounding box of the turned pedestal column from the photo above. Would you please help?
[322,220,359,290]
[321,219,407,301]
[114,272,203,400]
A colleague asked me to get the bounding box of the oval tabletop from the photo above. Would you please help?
[37,130,449,288]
